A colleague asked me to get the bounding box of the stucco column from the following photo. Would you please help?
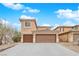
[56,34,59,43]
[68,32,73,42]
[71,32,74,42]
[21,34,23,43]
[33,33,36,43]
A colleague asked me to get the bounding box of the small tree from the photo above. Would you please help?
[0,18,21,45]
[0,24,6,45]
[0,24,15,45]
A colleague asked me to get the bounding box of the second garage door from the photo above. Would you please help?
[36,34,56,43]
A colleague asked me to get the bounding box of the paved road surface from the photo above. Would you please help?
[0,43,78,56]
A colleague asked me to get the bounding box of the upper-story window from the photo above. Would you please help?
[60,28,64,32]
[24,21,31,28]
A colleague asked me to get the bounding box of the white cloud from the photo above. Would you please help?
[2,3,40,13]
[23,7,40,13]
[0,18,9,25]
[63,21,75,26]
[28,9,40,13]
[12,23,20,30]
[0,18,20,30]
[42,24,51,26]
[51,21,75,30]
[20,15,35,19]
[2,3,24,10]
[78,6,79,9]
[2,20,9,25]
[13,23,20,27]
[56,8,79,20]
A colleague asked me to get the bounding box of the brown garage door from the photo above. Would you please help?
[23,34,33,43]
[36,34,56,43]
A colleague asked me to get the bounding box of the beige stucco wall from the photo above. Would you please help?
[59,33,68,42]
[68,32,73,42]
[59,32,74,43]
[68,31,79,43]
[64,27,72,32]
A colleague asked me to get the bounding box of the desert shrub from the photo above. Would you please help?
[12,36,21,42]
[12,31,21,42]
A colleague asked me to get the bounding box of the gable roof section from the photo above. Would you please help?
[59,30,79,35]
[37,26,51,28]
[33,29,57,34]
[72,25,79,28]
[53,26,73,31]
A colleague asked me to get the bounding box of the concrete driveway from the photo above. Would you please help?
[0,43,78,56]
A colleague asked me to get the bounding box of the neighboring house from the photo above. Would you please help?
[53,26,73,32]
[72,25,79,31]
[20,18,59,43]
[54,25,79,42]
[58,30,79,42]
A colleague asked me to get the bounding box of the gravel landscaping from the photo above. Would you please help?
[0,43,16,52]
[60,42,79,53]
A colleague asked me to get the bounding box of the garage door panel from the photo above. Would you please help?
[36,34,56,43]
[23,34,33,43]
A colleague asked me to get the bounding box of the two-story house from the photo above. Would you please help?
[20,15,79,43]
[20,17,58,43]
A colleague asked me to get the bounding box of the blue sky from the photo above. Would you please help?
[0,3,79,29]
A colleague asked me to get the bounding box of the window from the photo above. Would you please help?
[60,28,64,32]
[25,21,31,28]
